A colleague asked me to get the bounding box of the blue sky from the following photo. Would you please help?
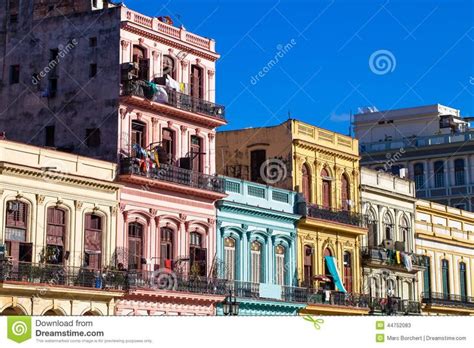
[126,0,474,135]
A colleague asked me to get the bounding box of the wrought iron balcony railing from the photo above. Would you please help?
[119,157,225,194]
[121,80,226,120]
[370,297,421,314]
[422,292,474,308]
[361,247,427,268]
[282,286,369,308]
[306,204,366,227]
[0,261,126,290]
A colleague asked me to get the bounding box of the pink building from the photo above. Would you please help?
[0,1,227,315]
[115,7,228,315]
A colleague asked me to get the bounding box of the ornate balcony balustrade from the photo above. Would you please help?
[361,247,427,269]
[121,80,226,120]
[282,286,369,308]
[422,292,474,308]
[119,157,225,194]
[0,261,126,290]
[370,297,421,314]
[306,204,365,227]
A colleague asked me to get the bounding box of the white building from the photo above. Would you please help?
[355,104,474,211]
[360,168,424,315]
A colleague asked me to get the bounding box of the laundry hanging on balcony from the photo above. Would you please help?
[324,256,347,293]
[402,253,413,272]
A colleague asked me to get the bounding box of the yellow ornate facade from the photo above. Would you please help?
[415,200,474,315]
[0,140,122,315]
[216,120,368,315]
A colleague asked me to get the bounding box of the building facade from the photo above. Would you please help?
[355,104,474,211]
[216,120,369,315]
[0,139,122,316]
[415,200,474,315]
[360,168,424,315]
[215,177,304,315]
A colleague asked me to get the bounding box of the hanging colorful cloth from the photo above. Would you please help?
[396,251,401,264]
[153,148,160,168]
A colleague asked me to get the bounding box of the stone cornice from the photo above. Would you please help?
[121,23,220,62]
[216,200,301,224]
[0,162,121,192]
[293,139,360,162]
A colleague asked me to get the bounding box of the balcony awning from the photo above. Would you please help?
[324,256,346,293]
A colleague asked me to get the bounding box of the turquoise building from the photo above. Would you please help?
[215,177,304,315]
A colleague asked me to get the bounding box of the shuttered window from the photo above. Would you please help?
[224,237,236,280]
[5,201,28,242]
[251,241,262,283]
[275,245,285,286]
[160,227,173,269]
[441,259,449,298]
[460,262,467,300]
[84,214,102,269]
[47,207,66,246]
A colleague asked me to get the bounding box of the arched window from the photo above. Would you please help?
[84,214,102,269]
[160,227,173,269]
[190,64,204,100]
[162,55,176,79]
[459,262,467,301]
[128,222,143,270]
[387,279,396,297]
[383,213,393,241]
[303,245,313,287]
[454,159,465,186]
[341,174,350,211]
[301,164,311,203]
[250,240,262,283]
[321,168,331,209]
[399,215,410,251]
[367,209,378,247]
[190,232,206,276]
[323,248,334,290]
[434,161,445,187]
[414,163,425,189]
[275,244,285,286]
[46,207,67,264]
[132,45,149,80]
[5,200,32,262]
[224,237,236,280]
[343,251,352,293]
[441,259,449,298]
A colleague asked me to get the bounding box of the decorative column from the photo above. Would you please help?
[208,132,215,175]
[266,231,274,284]
[207,70,215,102]
[120,40,130,63]
[180,125,187,159]
[242,225,249,282]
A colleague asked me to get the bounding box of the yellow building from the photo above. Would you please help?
[415,200,474,315]
[0,140,123,316]
[216,120,368,315]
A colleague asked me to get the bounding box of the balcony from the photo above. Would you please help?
[119,157,225,194]
[121,80,226,120]
[0,261,126,291]
[370,297,421,315]
[361,247,427,271]
[306,204,365,227]
[282,286,369,308]
[422,292,474,309]
[360,131,474,154]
